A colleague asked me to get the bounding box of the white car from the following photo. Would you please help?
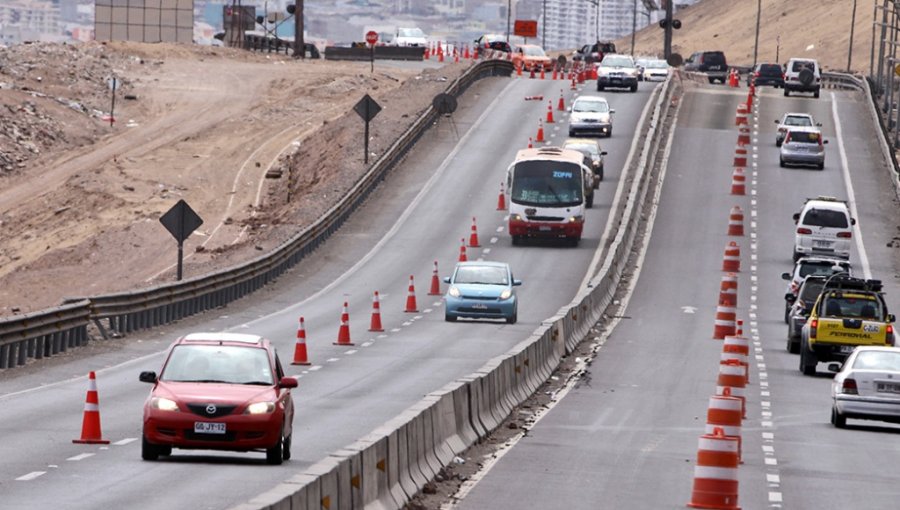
[642,59,670,81]
[596,54,639,92]
[831,346,900,428]
[568,96,614,137]
[792,196,855,261]
[394,27,427,47]
[775,112,821,147]
[784,57,821,98]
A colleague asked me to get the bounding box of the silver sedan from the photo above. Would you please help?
[831,346,900,428]
[779,126,828,170]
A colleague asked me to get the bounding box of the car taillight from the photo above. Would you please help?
[810,319,818,338]
[842,378,859,395]
[887,324,895,346]
[790,281,799,293]
[755,71,760,77]
[797,227,813,234]
[837,231,852,238]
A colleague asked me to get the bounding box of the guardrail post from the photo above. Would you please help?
[17,340,27,366]
[0,343,9,369]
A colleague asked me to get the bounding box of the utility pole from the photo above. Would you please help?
[507,0,511,43]
[848,0,858,72]
[663,0,673,60]
[631,0,637,56]
[542,0,546,49]
[293,0,304,59]
[753,0,761,67]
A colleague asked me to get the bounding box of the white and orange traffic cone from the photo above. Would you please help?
[737,126,751,147]
[687,427,741,510]
[527,136,533,149]
[405,275,419,313]
[429,260,442,296]
[459,238,468,262]
[558,90,565,111]
[291,317,311,365]
[535,119,545,143]
[73,371,110,444]
[546,100,555,123]
[727,206,745,236]
[722,243,741,273]
[730,167,746,195]
[733,146,747,167]
[369,291,384,332]
[469,217,481,248]
[497,182,507,211]
[719,273,738,307]
[713,301,737,339]
[716,359,748,418]
[334,302,354,346]
[735,103,749,126]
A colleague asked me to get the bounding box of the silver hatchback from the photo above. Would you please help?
[779,126,827,170]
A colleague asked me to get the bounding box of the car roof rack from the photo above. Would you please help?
[822,274,883,293]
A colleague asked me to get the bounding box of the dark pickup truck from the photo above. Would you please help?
[572,42,617,63]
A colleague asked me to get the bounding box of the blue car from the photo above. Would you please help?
[443,261,522,324]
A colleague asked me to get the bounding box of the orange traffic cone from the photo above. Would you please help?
[737,126,751,146]
[735,103,749,126]
[291,317,312,365]
[439,50,445,63]
[535,119,545,143]
[546,101,555,123]
[334,302,354,346]
[687,427,741,509]
[529,66,536,79]
[716,359,748,418]
[733,146,747,167]
[405,275,419,313]
[728,206,744,236]
[497,182,507,210]
[424,46,430,59]
[464,45,470,59]
[527,136,533,149]
[73,371,110,444]
[552,66,558,80]
[570,75,577,91]
[719,272,738,307]
[469,217,481,248]
[722,243,741,273]
[368,291,384,332]
[516,60,523,77]
[540,66,545,80]
[429,260,442,295]
[730,167,746,195]
[459,238,468,262]
[558,90,565,111]
[713,301,737,339]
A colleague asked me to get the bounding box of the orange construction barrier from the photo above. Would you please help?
[713,301,736,339]
[737,126,751,146]
[730,167,746,195]
[722,243,741,273]
[469,217,481,248]
[552,66,558,80]
[719,273,738,306]
[727,206,744,236]
[732,146,747,167]
[405,275,419,313]
[687,427,741,510]
[334,302,354,346]
[723,321,751,382]
[369,291,384,332]
[735,104,749,126]
[704,390,743,462]
[429,260,442,295]
[497,182,507,211]
[73,371,110,444]
[540,66,545,80]
[716,359,748,417]
[291,317,311,365]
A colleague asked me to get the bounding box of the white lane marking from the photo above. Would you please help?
[495,227,503,233]
[490,237,499,244]
[361,341,373,347]
[16,472,46,481]
[390,328,402,332]
[483,248,491,255]
[831,91,871,279]
[762,432,775,440]
[114,438,138,446]
[762,445,775,453]
[345,350,358,355]
[769,492,783,503]
[308,365,322,371]
[765,458,778,466]
[326,358,340,363]
[67,453,95,461]
[451,83,678,507]
[767,474,781,483]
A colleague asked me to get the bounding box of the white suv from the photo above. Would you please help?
[784,58,821,98]
[792,197,855,261]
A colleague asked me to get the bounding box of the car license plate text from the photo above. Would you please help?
[876,382,900,394]
[194,422,226,434]
[839,345,855,354]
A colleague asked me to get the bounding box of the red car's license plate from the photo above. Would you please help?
[194,422,226,434]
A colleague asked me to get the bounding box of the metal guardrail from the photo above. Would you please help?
[822,71,865,90]
[324,46,425,61]
[0,58,515,369]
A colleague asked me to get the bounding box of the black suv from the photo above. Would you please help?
[573,42,617,63]
[748,63,784,87]
[684,51,728,84]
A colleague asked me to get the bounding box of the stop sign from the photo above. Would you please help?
[365,30,378,45]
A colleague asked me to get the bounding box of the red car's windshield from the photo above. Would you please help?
[161,344,274,385]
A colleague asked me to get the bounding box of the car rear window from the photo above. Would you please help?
[823,295,883,320]
[802,208,849,228]
[565,143,599,157]
[702,52,726,65]
[759,64,782,75]
[791,60,816,72]
[603,56,634,67]
[787,131,821,144]
[799,261,847,278]
[784,116,813,126]
[852,350,900,370]
[799,280,825,300]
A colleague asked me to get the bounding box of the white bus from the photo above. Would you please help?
[506,147,594,246]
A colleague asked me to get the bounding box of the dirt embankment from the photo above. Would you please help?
[0,41,471,316]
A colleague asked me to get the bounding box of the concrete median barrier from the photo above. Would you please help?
[330,447,361,509]
[392,416,419,499]
[432,381,470,453]
[359,430,392,510]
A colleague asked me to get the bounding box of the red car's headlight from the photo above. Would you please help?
[245,402,276,415]
[150,397,179,411]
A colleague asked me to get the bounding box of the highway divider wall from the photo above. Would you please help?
[0,59,514,369]
[225,75,678,510]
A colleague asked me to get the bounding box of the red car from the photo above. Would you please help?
[139,332,297,465]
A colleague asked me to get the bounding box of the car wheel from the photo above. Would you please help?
[568,237,580,247]
[266,429,284,465]
[786,333,800,354]
[158,445,172,457]
[776,140,782,147]
[814,90,820,99]
[511,235,522,246]
[831,407,847,428]
[598,166,604,182]
[506,310,517,324]
[445,312,458,322]
[707,77,716,84]
[598,85,605,91]
[817,162,824,170]
[586,192,594,209]
[630,83,638,92]
[282,432,292,461]
[568,130,575,137]
[784,304,791,324]
[141,435,160,461]
[784,89,790,97]
[792,250,801,262]
[800,336,818,376]
[779,157,786,168]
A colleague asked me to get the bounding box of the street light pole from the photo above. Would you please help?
[631,0,637,56]
[543,0,546,49]
[848,0,858,72]
[753,0,761,67]
[507,0,511,43]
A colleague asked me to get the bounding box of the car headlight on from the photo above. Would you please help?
[245,401,276,415]
[448,286,461,298]
[511,213,522,222]
[150,397,179,411]
[499,289,513,300]
[568,215,584,223]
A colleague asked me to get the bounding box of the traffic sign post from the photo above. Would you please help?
[366,30,378,73]
[106,76,118,127]
[159,199,204,281]
[354,94,382,165]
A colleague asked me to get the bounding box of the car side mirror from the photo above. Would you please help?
[774,120,779,124]
[793,212,800,223]
[139,371,158,383]
[513,279,523,286]
[443,276,451,284]
[851,218,856,225]
[610,109,616,114]
[567,107,572,112]
[889,314,896,323]
[782,272,792,281]
[816,122,823,126]
[279,376,299,389]
[601,151,608,156]
[827,362,842,373]
[823,140,829,144]
[785,293,797,303]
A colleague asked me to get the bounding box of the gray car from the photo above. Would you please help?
[779,126,827,169]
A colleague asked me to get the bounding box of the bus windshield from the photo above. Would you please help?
[510,160,583,207]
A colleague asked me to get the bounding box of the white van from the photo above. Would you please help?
[506,147,594,246]
[792,196,855,261]
[784,58,821,98]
